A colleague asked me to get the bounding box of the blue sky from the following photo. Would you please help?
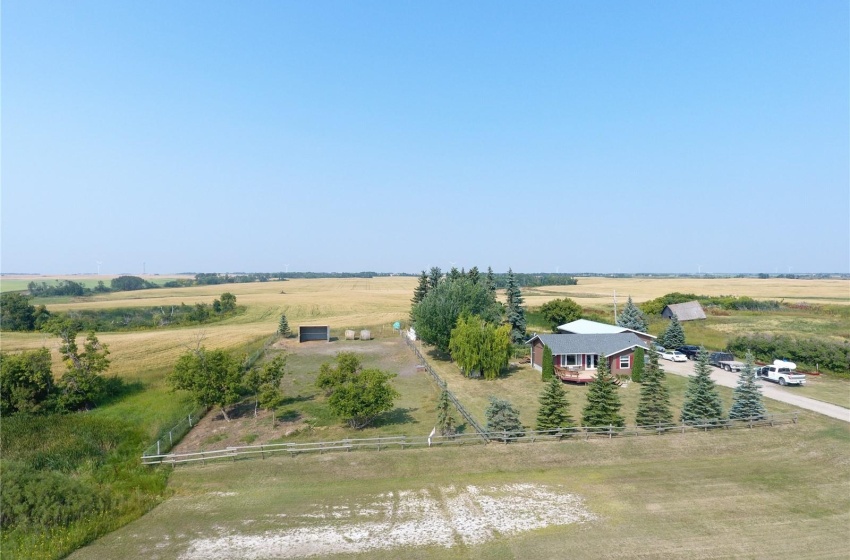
[2,1,848,274]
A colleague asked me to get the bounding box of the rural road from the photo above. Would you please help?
[662,359,850,423]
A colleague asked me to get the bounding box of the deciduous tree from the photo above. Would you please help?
[246,355,287,420]
[0,293,36,331]
[0,348,54,415]
[411,277,500,354]
[538,298,582,332]
[326,368,399,429]
[169,347,243,421]
[316,352,362,395]
[52,325,112,411]
[448,315,511,379]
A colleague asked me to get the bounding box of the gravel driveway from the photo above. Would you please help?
[660,359,850,423]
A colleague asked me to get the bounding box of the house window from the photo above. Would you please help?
[619,355,630,369]
[564,354,580,367]
[585,354,599,369]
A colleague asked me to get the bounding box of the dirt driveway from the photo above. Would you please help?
[661,359,850,423]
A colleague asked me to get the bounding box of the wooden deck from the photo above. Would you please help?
[554,366,596,384]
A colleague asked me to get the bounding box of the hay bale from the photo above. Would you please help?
[345,330,355,340]
[360,330,371,341]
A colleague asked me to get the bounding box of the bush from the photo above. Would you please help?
[110,276,158,291]
[726,334,850,377]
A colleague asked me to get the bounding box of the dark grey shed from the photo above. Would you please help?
[299,325,330,342]
[661,301,706,321]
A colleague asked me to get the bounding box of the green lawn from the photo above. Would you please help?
[68,408,850,559]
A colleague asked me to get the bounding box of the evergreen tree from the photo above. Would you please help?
[729,352,766,421]
[428,267,442,291]
[485,266,496,296]
[435,389,457,436]
[635,344,673,426]
[504,268,527,344]
[681,347,724,425]
[278,314,291,337]
[631,347,645,383]
[542,345,554,381]
[411,270,429,305]
[581,355,624,428]
[617,296,648,333]
[535,377,573,431]
[467,266,480,285]
[448,267,461,282]
[659,315,686,348]
[485,397,524,439]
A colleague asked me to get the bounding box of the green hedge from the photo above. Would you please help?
[726,334,850,377]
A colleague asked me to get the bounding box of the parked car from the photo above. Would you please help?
[653,345,667,354]
[661,350,687,362]
[676,345,701,360]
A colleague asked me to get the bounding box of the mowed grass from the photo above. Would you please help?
[68,409,850,560]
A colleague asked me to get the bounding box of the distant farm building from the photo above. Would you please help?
[661,301,706,321]
[299,325,330,342]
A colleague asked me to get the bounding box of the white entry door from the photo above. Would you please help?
[586,354,599,369]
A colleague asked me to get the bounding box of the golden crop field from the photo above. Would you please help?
[2,275,847,381]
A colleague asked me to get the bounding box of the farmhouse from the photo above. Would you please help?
[661,301,706,321]
[556,318,655,343]
[527,333,649,383]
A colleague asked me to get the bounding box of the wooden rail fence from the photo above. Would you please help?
[142,412,798,466]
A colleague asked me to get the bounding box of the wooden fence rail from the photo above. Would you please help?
[141,412,798,466]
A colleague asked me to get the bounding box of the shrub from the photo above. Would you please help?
[727,334,850,377]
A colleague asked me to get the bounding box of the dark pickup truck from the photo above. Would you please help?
[676,345,701,360]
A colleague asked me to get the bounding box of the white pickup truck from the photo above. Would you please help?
[755,360,807,386]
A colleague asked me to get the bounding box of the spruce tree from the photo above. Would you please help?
[617,296,648,333]
[411,270,429,305]
[485,266,496,296]
[485,397,524,439]
[631,347,645,383]
[581,355,624,428]
[505,268,527,344]
[436,389,457,436]
[467,266,480,285]
[278,314,291,337]
[635,344,673,426]
[428,267,442,291]
[729,351,766,421]
[542,345,554,381]
[681,347,724,425]
[659,315,685,348]
[536,376,573,432]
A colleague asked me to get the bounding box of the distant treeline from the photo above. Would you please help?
[53,302,245,332]
[490,273,578,288]
[27,276,158,297]
[640,292,783,315]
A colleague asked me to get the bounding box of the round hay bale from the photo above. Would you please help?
[345,330,355,340]
[360,329,371,341]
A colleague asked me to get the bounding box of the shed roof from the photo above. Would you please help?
[528,333,649,356]
[663,301,706,321]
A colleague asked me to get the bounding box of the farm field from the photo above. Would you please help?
[68,408,850,560]
[3,275,849,559]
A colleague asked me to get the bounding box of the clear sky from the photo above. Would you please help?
[2,1,848,275]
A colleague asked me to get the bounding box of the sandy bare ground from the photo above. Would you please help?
[177,483,595,559]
